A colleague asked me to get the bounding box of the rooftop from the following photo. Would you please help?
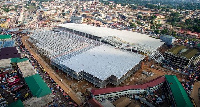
[0,47,20,60]
[182,49,198,59]
[165,75,193,107]
[113,97,130,107]
[168,45,186,55]
[168,45,198,59]
[100,100,115,107]
[0,58,11,68]
[17,60,36,77]
[24,74,52,98]
[29,30,99,59]
[0,34,11,39]
[11,58,29,63]
[59,45,145,80]
[59,23,164,51]
[88,98,103,107]
[23,94,54,107]
[91,76,165,95]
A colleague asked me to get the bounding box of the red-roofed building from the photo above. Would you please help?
[91,76,165,101]
[178,30,200,39]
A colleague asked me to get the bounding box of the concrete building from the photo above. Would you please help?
[58,23,165,63]
[163,45,200,69]
[160,35,176,46]
[58,23,164,53]
[91,76,165,101]
[70,16,83,24]
[29,30,145,88]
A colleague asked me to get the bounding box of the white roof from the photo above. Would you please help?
[0,59,11,68]
[59,23,164,51]
[29,30,100,59]
[58,45,145,80]
[23,94,54,107]
[17,60,36,77]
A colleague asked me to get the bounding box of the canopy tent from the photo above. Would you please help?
[165,75,193,107]
[0,34,11,39]
[24,74,51,98]
[11,58,29,63]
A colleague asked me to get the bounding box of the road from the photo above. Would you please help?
[21,36,82,106]
[191,82,200,107]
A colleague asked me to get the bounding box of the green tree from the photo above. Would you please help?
[130,22,136,28]
[2,8,10,12]
[161,29,169,34]
[131,5,137,10]
[137,15,142,20]
[167,12,181,26]
[154,29,160,34]
[150,15,157,20]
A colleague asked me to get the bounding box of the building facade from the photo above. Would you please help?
[163,45,199,69]
[91,76,165,101]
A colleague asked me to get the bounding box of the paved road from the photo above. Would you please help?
[22,36,82,105]
[191,82,200,107]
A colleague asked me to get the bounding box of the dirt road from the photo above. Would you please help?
[22,36,82,105]
[191,82,200,107]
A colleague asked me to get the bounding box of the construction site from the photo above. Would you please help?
[18,23,191,105]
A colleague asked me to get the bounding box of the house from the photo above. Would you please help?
[70,16,83,24]
[160,35,176,46]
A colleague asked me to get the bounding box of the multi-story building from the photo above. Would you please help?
[29,30,145,88]
[91,76,165,101]
[163,45,199,69]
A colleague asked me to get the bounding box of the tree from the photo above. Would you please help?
[156,24,162,29]
[154,29,160,34]
[136,20,142,25]
[150,15,157,20]
[167,12,181,26]
[137,15,142,20]
[160,29,169,34]
[131,5,137,10]
[2,8,10,12]
[130,22,136,28]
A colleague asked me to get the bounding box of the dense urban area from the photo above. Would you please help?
[0,0,200,107]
